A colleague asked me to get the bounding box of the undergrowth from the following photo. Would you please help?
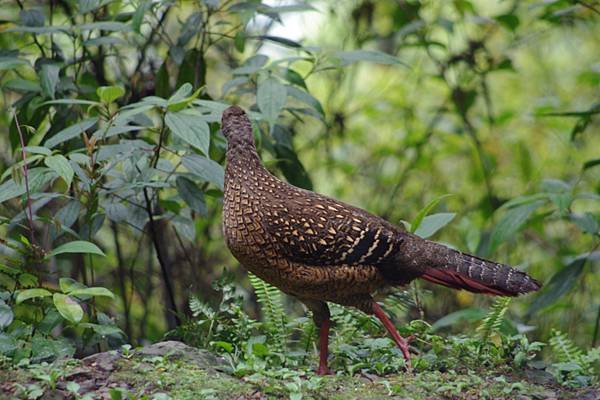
[168,274,599,397]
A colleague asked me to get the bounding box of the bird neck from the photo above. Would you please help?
[225,137,265,176]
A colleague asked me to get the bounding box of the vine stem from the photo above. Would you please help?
[13,111,36,245]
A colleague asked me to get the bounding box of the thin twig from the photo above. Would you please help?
[13,111,36,245]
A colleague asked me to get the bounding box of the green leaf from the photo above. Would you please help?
[259,35,302,48]
[0,301,14,329]
[489,201,544,252]
[165,112,210,155]
[44,117,98,148]
[16,288,52,304]
[79,322,124,336]
[283,68,307,89]
[234,31,245,52]
[0,178,25,204]
[69,287,115,298]
[414,213,456,239]
[176,176,207,216]
[583,158,600,170]
[0,333,17,355]
[0,58,30,70]
[410,194,453,233]
[24,146,51,156]
[257,77,287,123]
[286,86,324,116]
[53,293,83,323]
[431,308,485,331]
[42,98,100,107]
[44,155,74,187]
[79,0,103,13]
[47,240,105,258]
[181,154,225,190]
[335,50,404,66]
[494,14,519,31]
[40,64,60,99]
[167,87,203,112]
[59,277,86,293]
[78,22,131,32]
[169,82,193,102]
[97,86,125,103]
[528,258,586,315]
[132,1,151,33]
[20,9,45,27]
[570,212,599,235]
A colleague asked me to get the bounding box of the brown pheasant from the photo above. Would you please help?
[221,105,541,375]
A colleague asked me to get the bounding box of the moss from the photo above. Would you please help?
[0,343,597,400]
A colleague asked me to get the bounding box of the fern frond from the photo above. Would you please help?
[477,297,511,343]
[549,329,583,365]
[189,295,214,319]
[248,273,287,350]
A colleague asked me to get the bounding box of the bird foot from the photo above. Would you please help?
[372,303,416,371]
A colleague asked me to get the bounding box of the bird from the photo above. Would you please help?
[220,105,541,375]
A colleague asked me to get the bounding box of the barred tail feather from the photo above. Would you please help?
[420,250,541,296]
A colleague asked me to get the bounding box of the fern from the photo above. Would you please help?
[248,273,287,350]
[549,329,583,365]
[477,297,511,343]
[189,295,215,319]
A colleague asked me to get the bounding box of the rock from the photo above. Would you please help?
[136,340,228,370]
[83,350,121,372]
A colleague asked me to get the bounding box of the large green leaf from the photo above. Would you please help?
[53,293,83,323]
[431,308,485,331]
[286,86,324,117]
[97,85,125,103]
[181,154,224,190]
[489,201,545,252]
[40,64,60,99]
[176,176,207,215]
[59,277,86,293]
[16,288,52,304]
[528,258,586,315]
[0,301,13,329]
[44,155,73,187]
[44,118,98,148]
[257,77,287,123]
[410,194,453,233]
[0,333,17,355]
[69,287,115,298]
[47,240,105,258]
[165,112,210,155]
[414,212,456,239]
[78,22,131,32]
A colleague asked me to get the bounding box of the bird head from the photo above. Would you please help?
[221,106,253,145]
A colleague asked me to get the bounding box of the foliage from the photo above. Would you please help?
[171,276,597,394]
[548,329,600,387]
[476,297,511,345]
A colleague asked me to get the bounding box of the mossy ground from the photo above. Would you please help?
[0,341,597,400]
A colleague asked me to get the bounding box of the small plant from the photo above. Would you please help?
[0,237,123,364]
[477,297,511,346]
[548,329,599,387]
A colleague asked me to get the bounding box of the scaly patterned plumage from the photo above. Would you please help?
[221,105,541,374]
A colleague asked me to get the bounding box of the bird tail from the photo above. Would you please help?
[416,241,541,296]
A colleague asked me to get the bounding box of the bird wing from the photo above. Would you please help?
[262,186,404,267]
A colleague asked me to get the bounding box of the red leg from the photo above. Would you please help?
[316,318,331,375]
[372,302,413,369]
